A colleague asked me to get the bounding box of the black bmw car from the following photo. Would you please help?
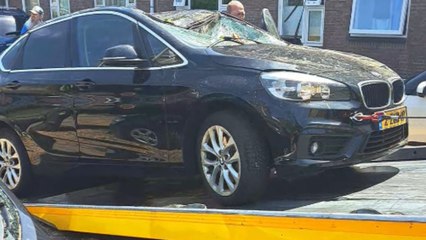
[0,8,407,205]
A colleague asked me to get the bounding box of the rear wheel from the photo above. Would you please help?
[0,128,32,196]
[197,111,269,205]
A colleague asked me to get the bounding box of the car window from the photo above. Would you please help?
[1,37,25,70]
[0,15,16,36]
[142,29,183,67]
[18,21,69,70]
[75,14,138,67]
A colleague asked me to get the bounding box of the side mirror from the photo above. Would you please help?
[261,8,281,40]
[100,45,148,68]
[416,81,426,97]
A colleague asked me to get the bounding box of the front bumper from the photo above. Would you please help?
[255,96,408,174]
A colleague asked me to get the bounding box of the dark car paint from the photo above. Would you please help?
[210,44,399,83]
[0,8,407,179]
[405,70,426,95]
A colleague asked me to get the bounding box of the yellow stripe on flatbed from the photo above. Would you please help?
[26,204,426,240]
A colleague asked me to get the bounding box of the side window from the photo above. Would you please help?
[143,29,183,67]
[1,37,25,70]
[75,14,139,67]
[19,21,69,70]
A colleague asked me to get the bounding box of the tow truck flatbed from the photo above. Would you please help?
[21,159,426,239]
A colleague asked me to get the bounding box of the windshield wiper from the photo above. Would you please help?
[208,36,261,48]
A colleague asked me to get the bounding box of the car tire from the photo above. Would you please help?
[197,111,269,205]
[0,128,32,196]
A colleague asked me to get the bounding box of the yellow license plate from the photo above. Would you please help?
[378,106,407,130]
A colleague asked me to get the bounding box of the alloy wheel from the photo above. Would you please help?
[0,139,21,190]
[200,125,241,196]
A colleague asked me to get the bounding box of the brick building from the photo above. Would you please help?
[1,0,425,78]
[323,0,426,78]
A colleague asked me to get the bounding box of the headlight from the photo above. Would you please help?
[260,72,351,101]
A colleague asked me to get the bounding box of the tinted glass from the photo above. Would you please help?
[143,29,183,67]
[0,16,16,36]
[1,38,25,70]
[20,21,69,69]
[75,14,136,67]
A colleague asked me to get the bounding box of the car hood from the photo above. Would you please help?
[210,44,400,85]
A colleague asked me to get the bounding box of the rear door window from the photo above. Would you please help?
[18,20,70,70]
[1,37,25,70]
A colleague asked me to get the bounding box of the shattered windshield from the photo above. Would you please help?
[150,10,286,47]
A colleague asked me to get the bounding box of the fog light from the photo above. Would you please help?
[310,142,320,155]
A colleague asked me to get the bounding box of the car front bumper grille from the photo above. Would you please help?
[363,124,408,153]
[360,81,390,109]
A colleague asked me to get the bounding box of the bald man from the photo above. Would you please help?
[226,1,245,20]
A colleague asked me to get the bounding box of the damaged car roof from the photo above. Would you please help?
[151,9,220,30]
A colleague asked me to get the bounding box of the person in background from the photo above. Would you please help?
[20,6,44,34]
[226,1,245,20]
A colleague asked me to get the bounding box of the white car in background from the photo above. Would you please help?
[405,71,426,146]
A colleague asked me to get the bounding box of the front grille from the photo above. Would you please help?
[360,82,390,108]
[363,125,408,153]
[310,136,350,158]
[392,79,404,103]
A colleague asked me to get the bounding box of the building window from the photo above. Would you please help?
[278,0,303,39]
[349,0,409,37]
[94,0,136,8]
[0,0,8,7]
[302,6,324,46]
[50,0,70,18]
[175,0,229,11]
[22,0,40,12]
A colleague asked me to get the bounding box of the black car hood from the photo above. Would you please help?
[210,44,400,85]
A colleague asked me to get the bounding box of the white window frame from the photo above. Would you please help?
[50,0,70,18]
[0,0,9,7]
[349,0,410,37]
[175,0,190,10]
[21,0,40,12]
[277,0,304,37]
[301,6,324,47]
[278,0,283,35]
[218,0,229,12]
[176,0,228,11]
[94,0,136,8]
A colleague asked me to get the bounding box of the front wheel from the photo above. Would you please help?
[197,111,270,205]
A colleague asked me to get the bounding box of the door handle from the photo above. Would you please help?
[5,81,21,90]
[75,79,95,91]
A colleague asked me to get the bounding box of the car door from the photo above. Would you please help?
[405,72,426,145]
[0,20,79,163]
[71,12,170,163]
